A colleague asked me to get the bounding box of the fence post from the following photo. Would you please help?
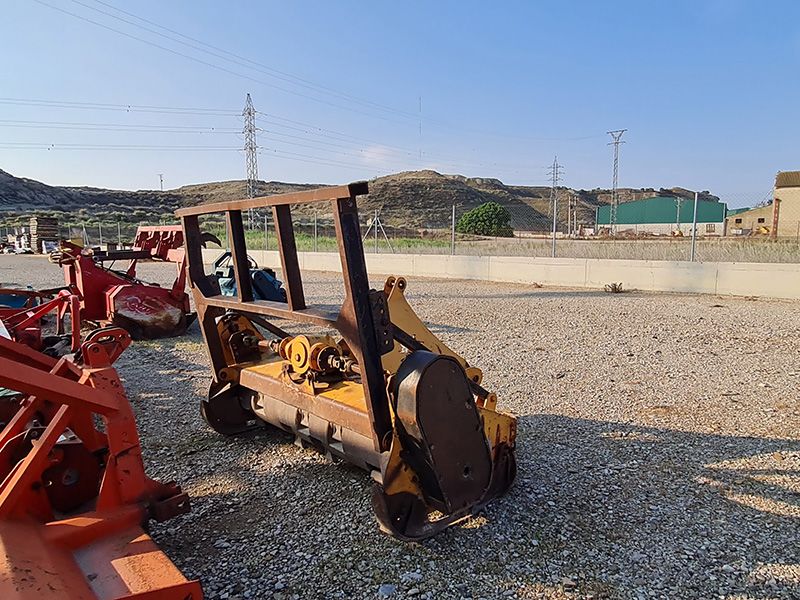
[314,210,318,252]
[374,209,378,254]
[117,221,122,246]
[690,191,699,262]
[451,204,455,255]
[264,213,268,251]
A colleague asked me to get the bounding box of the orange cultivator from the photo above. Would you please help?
[0,288,81,355]
[0,328,201,599]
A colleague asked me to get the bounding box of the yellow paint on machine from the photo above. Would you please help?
[243,361,369,413]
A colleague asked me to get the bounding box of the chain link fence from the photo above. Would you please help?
[3,187,798,264]
[0,217,183,251]
[225,190,797,264]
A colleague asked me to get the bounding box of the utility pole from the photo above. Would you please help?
[418,96,422,161]
[572,196,580,235]
[607,129,627,234]
[451,204,456,255]
[567,192,573,236]
[158,173,164,191]
[547,156,563,257]
[570,193,579,236]
[690,192,699,261]
[243,93,259,229]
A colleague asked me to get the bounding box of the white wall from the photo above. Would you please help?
[611,222,725,236]
[201,249,800,300]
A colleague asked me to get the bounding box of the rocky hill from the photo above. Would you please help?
[0,168,719,233]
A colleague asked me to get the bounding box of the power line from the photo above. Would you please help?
[256,114,536,173]
[256,114,421,156]
[0,142,240,151]
[607,129,627,234]
[0,96,569,173]
[0,94,546,175]
[0,97,240,116]
[30,1,607,143]
[258,147,385,173]
[74,0,594,142]
[0,119,239,134]
[0,126,529,176]
[32,0,418,127]
[75,0,423,122]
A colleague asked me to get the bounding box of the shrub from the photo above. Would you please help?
[456,202,513,237]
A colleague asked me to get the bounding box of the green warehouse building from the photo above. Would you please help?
[596,196,728,236]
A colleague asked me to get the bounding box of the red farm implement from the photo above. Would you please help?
[53,226,208,339]
[0,288,81,356]
[0,327,201,599]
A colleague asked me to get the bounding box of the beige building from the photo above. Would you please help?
[726,171,800,237]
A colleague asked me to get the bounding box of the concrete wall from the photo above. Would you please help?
[201,249,800,300]
[610,222,725,237]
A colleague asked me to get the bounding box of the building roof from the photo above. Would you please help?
[726,207,751,217]
[724,203,773,221]
[596,196,727,225]
[776,171,800,188]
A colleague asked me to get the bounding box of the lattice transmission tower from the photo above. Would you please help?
[243,93,259,228]
[547,156,563,257]
[607,129,626,234]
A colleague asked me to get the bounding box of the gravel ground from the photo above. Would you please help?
[1,255,798,600]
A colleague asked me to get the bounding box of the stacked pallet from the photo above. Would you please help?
[30,216,59,254]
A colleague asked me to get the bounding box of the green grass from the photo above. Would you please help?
[207,227,452,253]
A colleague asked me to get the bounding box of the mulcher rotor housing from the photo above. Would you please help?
[177,182,516,540]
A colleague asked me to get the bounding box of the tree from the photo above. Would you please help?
[456,202,513,237]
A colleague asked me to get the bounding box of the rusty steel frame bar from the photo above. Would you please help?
[0,290,82,353]
[0,357,117,414]
[272,203,306,310]
[0,329,200,598]
[179,181,395,450]
[175,182,367,217]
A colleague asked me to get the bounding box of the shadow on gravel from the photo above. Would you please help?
[426,322,476,335]
[506,414,800,598]
[125,336,798,598]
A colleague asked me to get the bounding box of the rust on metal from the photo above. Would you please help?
[53,225,203,340]
[175,181,369,217]
[179,181,516,541]
[0,327,201,599]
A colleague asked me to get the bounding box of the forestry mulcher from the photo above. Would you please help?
[178,182,517,540]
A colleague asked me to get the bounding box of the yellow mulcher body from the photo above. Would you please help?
[178,182,516,540]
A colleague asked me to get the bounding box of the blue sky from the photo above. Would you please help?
[1,0,798,206]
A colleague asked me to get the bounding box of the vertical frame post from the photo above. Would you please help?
[226,210,254,302]
[333,196,392,451]
[272,204,306,310]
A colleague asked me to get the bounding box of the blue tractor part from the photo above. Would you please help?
[0,286,40,309]
[213,252,287,303]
